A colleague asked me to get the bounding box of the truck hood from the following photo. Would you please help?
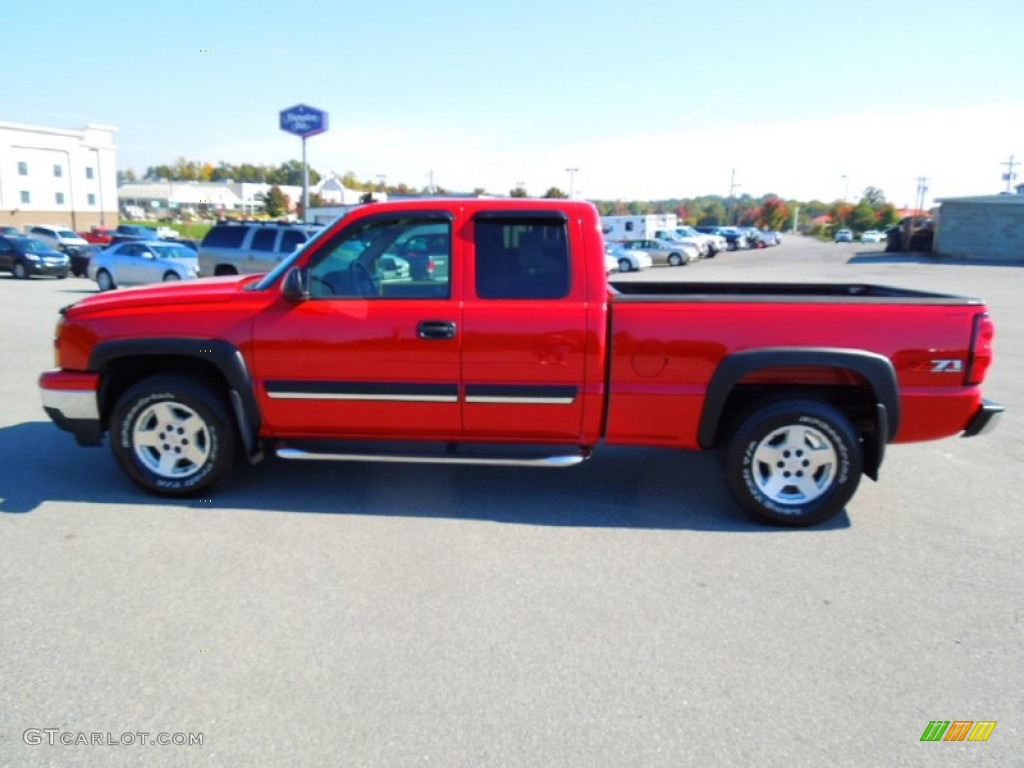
[64,275,260,317]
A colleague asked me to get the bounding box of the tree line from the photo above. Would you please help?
[119,159,900,231]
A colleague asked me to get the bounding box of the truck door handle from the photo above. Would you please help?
[417,321,457,340]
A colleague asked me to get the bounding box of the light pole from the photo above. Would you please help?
[728,168,741,225]
[376,174,386,193]
[841,174,849,203]
[566,167,578,199]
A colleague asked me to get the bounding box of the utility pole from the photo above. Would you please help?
[566,167,578,199]
[1001,155,1018,192]
[427,170,435,195]
[915,176,929,216]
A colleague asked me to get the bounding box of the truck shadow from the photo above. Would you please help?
[0,421,851,532]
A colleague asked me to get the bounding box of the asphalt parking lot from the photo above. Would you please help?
[1,237,1020,767]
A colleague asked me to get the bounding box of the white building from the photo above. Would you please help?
[312,174,362,204]
[117,180,305,219]
[0,120,117,230]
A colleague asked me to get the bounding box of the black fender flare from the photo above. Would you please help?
[697,347,900,455]
[89,338,261,457]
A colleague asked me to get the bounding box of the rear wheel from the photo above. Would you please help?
[618,258,632,273]
[724,398,862,526]
[13,261,29,279]
[96,269,115,291]
[163,271,181,282]
[110,375,236,497]
[668,253,683,266]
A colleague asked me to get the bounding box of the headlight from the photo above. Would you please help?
[25,253,41,261]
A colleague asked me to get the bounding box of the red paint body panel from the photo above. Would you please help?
[41,198,997,461]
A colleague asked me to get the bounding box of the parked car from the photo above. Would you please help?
[89,240,199,290]
[618,238,699,266]
[605,251,619,274]
[79,226,114,245]
[1,226,20,236]
[758,230,782,246]
[695,226,749,251]
[605,242,653,273]
[676,225,726,257]
[25,224,89,253]
[653,229,709,258]
[198,221,323,276]
[835,228,853,243]
[860,230,885,243]
[70,243,105,277]
[0,235,70,279]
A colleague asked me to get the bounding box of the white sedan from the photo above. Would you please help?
[605,243,654,273]
[860,230,885,243]
[89,241,200,291]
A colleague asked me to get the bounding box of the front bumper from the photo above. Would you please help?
[39,370,103,446]
[962,399,1004,437]
[27,259,70,277]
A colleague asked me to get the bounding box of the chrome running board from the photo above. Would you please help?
[275,445,589,468]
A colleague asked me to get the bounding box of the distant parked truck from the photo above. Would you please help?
[600,214,679,242]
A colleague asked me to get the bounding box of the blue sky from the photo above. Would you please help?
[5,0,1022,207]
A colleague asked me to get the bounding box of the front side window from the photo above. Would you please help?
[308,215,451,299]
[202,226,246,248]
[474,216,570,300]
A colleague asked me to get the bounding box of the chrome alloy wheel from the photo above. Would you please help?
[749,423,838,505]
[131,400,212,480]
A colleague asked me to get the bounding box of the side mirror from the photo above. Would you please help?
[281,267,310,301]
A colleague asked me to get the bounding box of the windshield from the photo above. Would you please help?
[151,244,196,260]
[250,218,345,290]
[57,229,78,239]
[20,238,51,253]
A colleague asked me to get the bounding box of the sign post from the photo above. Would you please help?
[279,104,329,221]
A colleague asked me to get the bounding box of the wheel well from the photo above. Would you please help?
[714,384,877,448]
[98,355,231,427]
[214,265,238,276]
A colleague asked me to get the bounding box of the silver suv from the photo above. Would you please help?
[198,221,322,276]
[26,225,88,252]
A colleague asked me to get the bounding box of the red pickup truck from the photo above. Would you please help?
[39,198,1002,526]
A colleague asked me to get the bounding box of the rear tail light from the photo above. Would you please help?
[428,258,435,274]
[965,312,995,385]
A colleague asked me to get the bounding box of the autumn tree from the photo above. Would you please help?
[259,185,290,218]
[760,196,791,231]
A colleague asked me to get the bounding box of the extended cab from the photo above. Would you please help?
[39,199,1002,526]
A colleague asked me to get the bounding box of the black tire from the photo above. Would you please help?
[96,269,115,291]
[618,258,632,273]
[162,271,181,282]
[13,260,29,279]
[724,398,862,526]
[110,375,236,497]
[668,253,683,266]
[214,265,238,276]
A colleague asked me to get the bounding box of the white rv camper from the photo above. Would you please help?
[600,214,679,242]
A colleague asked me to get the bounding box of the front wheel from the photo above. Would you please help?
[618,258,632,273]
[724,398,862,526]
[668,253,683,266]
[163,271,181,282]
[13,261,29,279]
[110,376,236,497]
[96,269,115,291]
